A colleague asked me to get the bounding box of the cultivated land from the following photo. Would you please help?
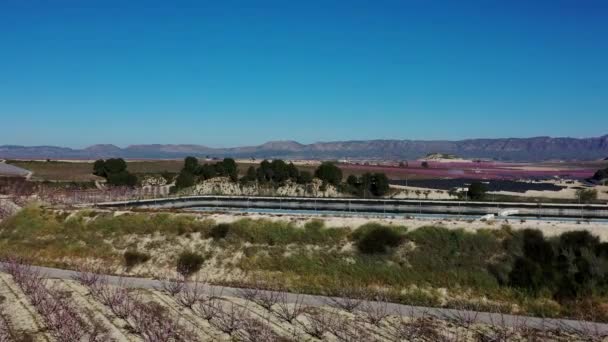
[2,207,608,325]
[7,159,604,182]
[2,157,608,339]
[2,261,605,341]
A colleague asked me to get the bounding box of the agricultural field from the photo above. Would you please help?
[2,261,603,341]
[339,160,602,181]
[1,207,608,326]
[8,159,603,183]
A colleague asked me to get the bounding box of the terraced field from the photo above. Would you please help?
[1,262,607,341]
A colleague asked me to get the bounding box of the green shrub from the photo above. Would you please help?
[356,225,403,254]
[123,250,150,268]
[209,223,230,240]
[177,251,204,276]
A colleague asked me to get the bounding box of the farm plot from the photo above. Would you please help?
[0,261,605,341]
[390,179,566,192]
[339,161,596,181]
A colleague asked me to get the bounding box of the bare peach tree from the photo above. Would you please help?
[159,276,186,297]
[274,293,308,324]
[211,301,247,336]
[299,308,333,339]
[236,316,282,342]
[177,282,205,309]
[358,298,390,327]
[4,260,109,341]
[385,308,439,341]
[131,301,194,342]
[82,275,192,341]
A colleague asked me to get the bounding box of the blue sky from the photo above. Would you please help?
[1,0,607,148]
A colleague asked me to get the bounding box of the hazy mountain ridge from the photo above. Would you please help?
[1,135,607,161]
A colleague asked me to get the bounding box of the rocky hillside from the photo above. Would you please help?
[2,135,608,161]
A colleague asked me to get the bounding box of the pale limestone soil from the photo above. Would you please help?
[142,288,228,341]
[0,273,52,342]
[55,279,139,342]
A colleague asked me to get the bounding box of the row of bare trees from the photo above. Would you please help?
[3,260,109,341]
[72,272,194,342]
[3,261,607,341]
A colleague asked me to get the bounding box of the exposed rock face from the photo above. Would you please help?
[179,177,342,197]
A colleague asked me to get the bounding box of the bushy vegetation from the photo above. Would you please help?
[353,224,404,254]
[5,207,607,319]
[576,188,598,203]
[314,162,342,186]
[176,251,204,276]
[503,229,608,301]
[344,173,390,197]
[175,157,239,189]
[123,250,151,268]
[93,158,138,186]
[240,159,301,184]
[174,156,394,198]
[467,181,487,200]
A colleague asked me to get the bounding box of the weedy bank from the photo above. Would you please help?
[1,206,607,322]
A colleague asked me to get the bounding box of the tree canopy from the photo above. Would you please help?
[314,162,342,186]
[467,181,487,200]
[92,158,137,186]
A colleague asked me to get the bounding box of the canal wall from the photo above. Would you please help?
[96,196,608,219]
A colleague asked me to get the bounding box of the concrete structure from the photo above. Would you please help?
[96,195,608,219]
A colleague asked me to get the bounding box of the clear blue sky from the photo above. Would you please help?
[1,0,607,148]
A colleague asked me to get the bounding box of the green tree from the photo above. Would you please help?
[297,171,313,184]
[219,158,238,181]
[175,171,195,189]
[315,162,342,186]
[371,173,390,196]
[93,159,106,177]
[287,162,299,180]
[241,166,257,183]
[467,181,487,200]
[104,158,127,174]
[199,164,216,180]
[270,159,289,182]
[184,156,199,174]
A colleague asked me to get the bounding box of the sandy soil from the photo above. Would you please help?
[0,273,51,341]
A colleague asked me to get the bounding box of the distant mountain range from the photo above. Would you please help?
[1,135,607,161]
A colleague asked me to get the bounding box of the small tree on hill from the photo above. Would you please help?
[315,162,342,186]
[297,171,313,184]
[175,171,195,189]
[184,156,199,174]
[467,182,486,200]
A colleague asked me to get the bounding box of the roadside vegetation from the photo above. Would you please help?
[1,206,607,321]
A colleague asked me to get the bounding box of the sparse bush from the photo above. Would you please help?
[355,224,403,254]
[123,250,151,268]
[176,251,204,277]
[576,188,598,203]
[209,223,230,240]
